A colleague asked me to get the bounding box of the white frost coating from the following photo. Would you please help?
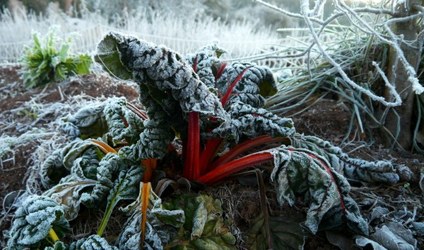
[372,61,402,106]
[410,76,424,95]
[7,195,69,248]
[300,0,311,16]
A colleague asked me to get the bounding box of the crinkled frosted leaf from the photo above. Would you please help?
[117,198,184,250]
[291,134,412,184]
[186,44,225,88]
[95,32,228,158]
[70,235,118,250]
[40,139,97,187]
[355,236,386,250]
[43,174,97,220]
[7,195,70,249]
[217,62,277,108]
[138,116,175,159]
[103,97,145,145]
[107,165,141,206]
[65,97,145,145]
[44,241,67,250]
[270,146,368,235]
[213,101,295,142]
[80,153,128,207]
[163,194,236,249]
[95,32,226,118]
[65,102,107,138]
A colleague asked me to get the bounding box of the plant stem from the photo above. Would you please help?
[196,152,273,185]
[184,112,200,180]
[97,200,116,237]
[208,136,288,171]
[140,182,151,248]
[48,228,59,242]
[221,67,251,106]
[88,139,117,154]
[199,138,222,173]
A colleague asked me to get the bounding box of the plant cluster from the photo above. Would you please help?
[4,32,413,249]
[20,32,92,88]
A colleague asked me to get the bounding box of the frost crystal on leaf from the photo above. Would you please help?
[7,195,70,249]
[270,146,368,235]
[70,235,118,250]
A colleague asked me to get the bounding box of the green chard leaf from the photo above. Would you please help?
[117,196,184,250]
[63,102,107,138]
[103,97,145,145]
[44,241,67,250]
[270,146,369,235]
[212,101,295,142]
[43,174,97,221]
[6,195,70,249]
[70,235,118,250]
[95,32,228,159]
[185,44,226,88]
[216,62,277,108]
[97,165,142,236]
[40,139,95,188]
[291,134,413,184]
[80,153,130,207]
[64,97,145,144]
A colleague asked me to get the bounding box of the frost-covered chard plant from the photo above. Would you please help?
[6,32,413,249]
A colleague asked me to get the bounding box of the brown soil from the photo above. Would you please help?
[1,66,423,249]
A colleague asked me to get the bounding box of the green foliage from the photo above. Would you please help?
[6,195,70,249]
[70,235,118,250]
[5,32,415,249]
[20,32,92,88]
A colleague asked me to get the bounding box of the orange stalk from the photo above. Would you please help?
[142,158,157,183]
[140,182,151,247]
[88,139,117,154]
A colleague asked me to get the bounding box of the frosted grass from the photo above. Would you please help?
[0,5,282,64]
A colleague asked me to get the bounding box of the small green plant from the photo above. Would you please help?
[20,32,92,88]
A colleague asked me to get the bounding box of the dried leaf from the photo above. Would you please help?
[355,236,386,250]
[370,223,416,250]
[163,194,236,249]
